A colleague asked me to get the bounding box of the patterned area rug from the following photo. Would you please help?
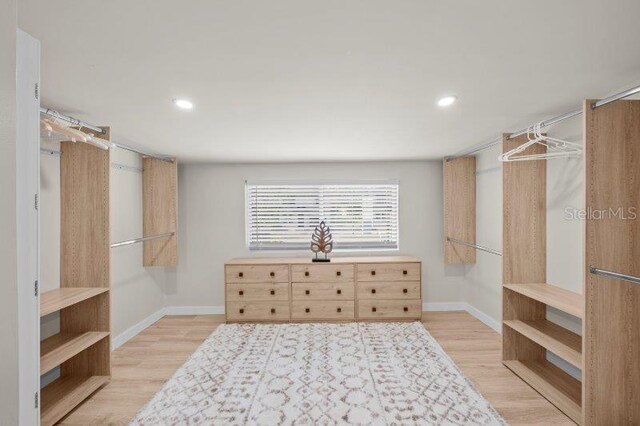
[131,322,506,425]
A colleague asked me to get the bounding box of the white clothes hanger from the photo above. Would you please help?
[40,119,53,136]
[44,117,87,143]
[41,112,111,151]
[82,130,113,150]
[498,122,582,162]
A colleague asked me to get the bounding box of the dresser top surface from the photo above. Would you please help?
[226,256,421,265]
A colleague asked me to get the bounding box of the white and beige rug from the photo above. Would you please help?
[131,322,505,425]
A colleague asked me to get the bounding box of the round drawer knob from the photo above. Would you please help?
[270,308,276,314]
[337,307,342,313]
[239,308,244,314]
[305,308,310,313]
[371,270,376,276]
[238,272,244,278]
[336,271,341,276]
[371,289,376,294]
[305,290,310,295]
[270,290,275,295]
[239,290,244,296]
[403,288,408,294]
[305,271,309,277]
[270,271,275,277]
[403,270,408,275]
[337,289,342,295]
[372,307,377,312]
[403,307,408,312]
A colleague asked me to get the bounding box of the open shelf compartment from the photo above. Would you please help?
[503,320,582,369]
[41,375,110,426]
[40,288,109,317]
[40,332,110,375]
[503,359,582,424]
[503,283,583,318]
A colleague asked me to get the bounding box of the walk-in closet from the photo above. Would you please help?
[4,1,640,425]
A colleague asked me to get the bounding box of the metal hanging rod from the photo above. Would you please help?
[589,266,640,285]
[446,83,640,161]
[40,151,145,173]
[111,142,174,163]
[111,163,143,173]
[40,107,175,163]
[40,107,105,134]
[446,237,502,256]
[111,232,175,248]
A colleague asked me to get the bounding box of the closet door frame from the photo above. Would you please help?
[16,29,41,425]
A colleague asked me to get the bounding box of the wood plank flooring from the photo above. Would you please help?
[58,311,575,425]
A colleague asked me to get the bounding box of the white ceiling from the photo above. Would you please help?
[19,0,640,162]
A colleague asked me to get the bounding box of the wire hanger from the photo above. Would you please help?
[498,122,582,162]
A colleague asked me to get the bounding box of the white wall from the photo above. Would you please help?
[110,149,171,338]
[171,161,463,309]
[461,147,503,324]
[39,144,173,344]
[0,0,19,422]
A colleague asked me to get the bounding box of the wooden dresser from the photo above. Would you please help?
[225,256,422,322]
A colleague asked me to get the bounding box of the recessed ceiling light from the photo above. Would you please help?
[173,99,193,110]
[437,96,457,107]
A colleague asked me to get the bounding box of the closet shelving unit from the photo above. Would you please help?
[445,86,640,425]
[38,110,179,424]
[39,129,112,426]
[501,133,584,424]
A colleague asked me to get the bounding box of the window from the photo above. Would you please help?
[246,181,399,251]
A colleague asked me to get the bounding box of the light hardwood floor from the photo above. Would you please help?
[58,312,574,425]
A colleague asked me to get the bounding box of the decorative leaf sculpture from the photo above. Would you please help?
[310,221,333,260]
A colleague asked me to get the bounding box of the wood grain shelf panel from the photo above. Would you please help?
[41,375,110,426]
[503,320,582,369]
[443,157,476,264]
[503,360,582,425]
[40,288,109,317]
[40,332,110,375]
[503,283,583,318]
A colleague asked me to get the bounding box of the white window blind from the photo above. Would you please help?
[246,181,399,251]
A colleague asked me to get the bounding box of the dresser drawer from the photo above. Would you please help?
[357,299,422,320]
[291,301,355,321]
[356,262,420,282]
[291,264,354,283]
[226,264,289,283]
[357,281,420,300]
[226,301,290,321]
[227,283,289,301]
[291,282,354,300]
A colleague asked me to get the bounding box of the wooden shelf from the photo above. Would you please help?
[503,320,582,369]
[41,288,109,317]
[41,375,109,426]
[40,332,110,375]
[504,359,582,425]
[503,283,583,318]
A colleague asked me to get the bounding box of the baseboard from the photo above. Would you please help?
[422,302,467,311]
[111,305,226,350]
[164,305,225,315]
[112,307,166,350]
[464,303,502,333]
[423,302,502,334]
